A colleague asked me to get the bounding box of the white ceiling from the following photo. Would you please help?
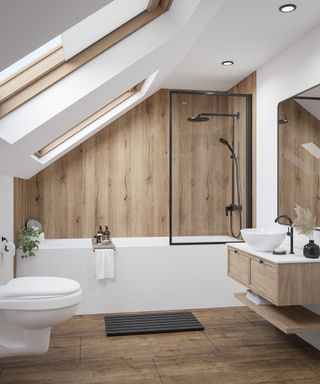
[164,0,320,91]
[1,0,226,178]
[0,0,112,71]
[1,0,320,178]
[296,85,320,120]
[296,98,320,122]
[2,0,320,88]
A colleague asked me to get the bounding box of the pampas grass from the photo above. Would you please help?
[293,204,316,239]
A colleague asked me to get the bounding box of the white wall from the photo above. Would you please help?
[0,175,14,283]
[257,24,320,350]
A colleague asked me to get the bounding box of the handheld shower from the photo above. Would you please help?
[219,138,234,154]
[219,137,242,238]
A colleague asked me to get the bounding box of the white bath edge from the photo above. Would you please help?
[38,236,240,249]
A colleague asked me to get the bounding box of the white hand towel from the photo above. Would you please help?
[95,249,115,280]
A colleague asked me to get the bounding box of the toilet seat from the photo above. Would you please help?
[0,277,81,310]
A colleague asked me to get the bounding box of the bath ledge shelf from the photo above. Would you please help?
[92,241,115,251]
[235,293,320,334]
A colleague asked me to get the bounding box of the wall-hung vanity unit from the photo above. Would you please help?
[228,243,320,334]
[228,81,320,336]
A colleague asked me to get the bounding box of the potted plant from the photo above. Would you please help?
[293,204,319,258]
[19,226,41,258]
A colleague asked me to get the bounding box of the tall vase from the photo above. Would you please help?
[303,240,320,259]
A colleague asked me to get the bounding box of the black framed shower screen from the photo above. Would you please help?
[169,90,252,245]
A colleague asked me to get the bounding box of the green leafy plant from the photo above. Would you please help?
[20,226,41,258]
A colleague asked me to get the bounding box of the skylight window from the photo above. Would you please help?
[63,0,150,60]
[0,1,151,84]
[34,82,145,159]
[31,70,158,164]
[0,36,63,83]
[0,0,172,118]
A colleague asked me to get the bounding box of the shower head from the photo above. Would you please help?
[219,138,228,145]
[187,115,210,122]
[188,112,240,123]
[219,137,234,154]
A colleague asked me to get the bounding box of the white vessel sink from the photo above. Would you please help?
[241,228,287,252]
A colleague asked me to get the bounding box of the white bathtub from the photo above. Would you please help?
[38,236,239,248]
[16,237,244,315]
[38,238,92,249]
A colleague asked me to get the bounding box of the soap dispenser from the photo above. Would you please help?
[103,226,110,241]
[97,225,103,243]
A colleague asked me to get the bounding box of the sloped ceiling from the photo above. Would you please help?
[0,0,112,71]
[0,0,225,179]
[296,85,320,122]
[296,99,320,122]
[1,0,320,179]
[164,0,320,91]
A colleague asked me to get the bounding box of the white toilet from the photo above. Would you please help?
[0,276,81,358]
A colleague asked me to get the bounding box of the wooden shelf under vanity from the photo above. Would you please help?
[228,243,320,334]
[227,244,320,306]
[235,292,320,334]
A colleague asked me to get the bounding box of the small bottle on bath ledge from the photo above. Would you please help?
[96,225,103,243]
[102,226,111,245]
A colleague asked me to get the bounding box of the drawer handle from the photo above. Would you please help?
[233,249,238,253]
[259,259,264,264]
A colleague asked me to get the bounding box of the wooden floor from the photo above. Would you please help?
[1,307,320,383]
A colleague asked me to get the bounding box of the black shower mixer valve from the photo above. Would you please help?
[225,204,242,216]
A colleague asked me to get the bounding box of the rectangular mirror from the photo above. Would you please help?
[278,84,320,226]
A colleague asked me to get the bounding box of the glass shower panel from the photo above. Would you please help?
[170,91,251,245]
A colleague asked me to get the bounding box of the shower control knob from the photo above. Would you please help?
[225,204,233,216]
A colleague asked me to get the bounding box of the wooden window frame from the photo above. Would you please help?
[34,82,144,158]
[0,0,172,118]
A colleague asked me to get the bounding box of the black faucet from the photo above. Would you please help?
[274,215,294,254]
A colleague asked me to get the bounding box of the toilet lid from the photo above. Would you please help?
[1,277,81,299]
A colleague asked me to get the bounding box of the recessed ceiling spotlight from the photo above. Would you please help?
[221,60,234,66]
[279,4,297,13]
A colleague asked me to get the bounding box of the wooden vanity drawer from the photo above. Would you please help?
[250,258,277,303]
[228,245,320,306]
[228,248,250,286]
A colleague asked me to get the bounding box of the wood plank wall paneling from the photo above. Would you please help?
[13,178,27,244]
[278,98,320,224]
[15,90,169,239]
[228,72,257,227]
[171,93,230,236]
[14,75,256,241]
[226,94,248,234]
[13,178,28,276]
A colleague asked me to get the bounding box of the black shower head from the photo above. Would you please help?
[219,138,229,145]
[187,115,210,122]
[219,137,234,154]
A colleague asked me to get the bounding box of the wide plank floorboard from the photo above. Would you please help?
[0,308,319,384]
[0,338,80,369]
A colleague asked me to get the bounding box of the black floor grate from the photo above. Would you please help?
[104,311,204,336]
